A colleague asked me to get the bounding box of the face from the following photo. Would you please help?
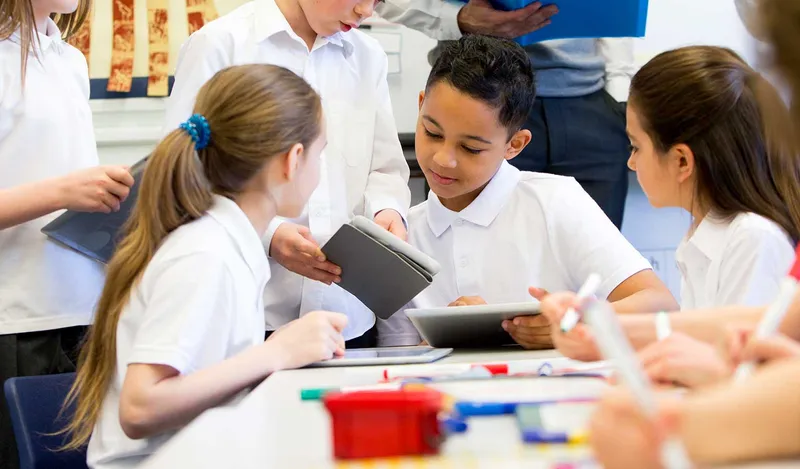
[626,103,694,210]
[415,82,531,212]
[32,0,80,16]
[299,0,380,36]
[275,115,326,218]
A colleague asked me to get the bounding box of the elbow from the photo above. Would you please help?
[119,396,158,440]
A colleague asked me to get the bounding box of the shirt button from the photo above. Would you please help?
[455,219,464,226]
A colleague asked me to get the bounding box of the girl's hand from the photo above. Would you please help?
[638,332,731,389]
[59,165,135,213]
[538,290,601,361]
[266,311,348,370]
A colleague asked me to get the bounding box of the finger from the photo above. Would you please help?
[513,315,549,327]
[637,343,669,368]
[743,336,800,362]
[292,236,327,262]
[104,178,131,202]
[391,223,408,241]
[105,166,136,187]
[303,256,342,277]
[99,190,121,212]
[528,287,550,301]
[293,265,338,285]
[507,1,543,20]
[325,312,349,332]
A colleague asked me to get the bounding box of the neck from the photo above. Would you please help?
[234,191,278,238]
[33,9,50,36]
[274,0,317,50]
[437,184,487,213]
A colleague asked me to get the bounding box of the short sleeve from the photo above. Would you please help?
[127,253,235,374]
[716,226,795,307]
[548,179,652,299]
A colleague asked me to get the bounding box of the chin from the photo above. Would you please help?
[55,1,80,14]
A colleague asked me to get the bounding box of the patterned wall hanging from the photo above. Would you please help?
[107,0,135,92]
[147,0,170,96]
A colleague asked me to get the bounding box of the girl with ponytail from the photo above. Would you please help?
[62,63,348,469]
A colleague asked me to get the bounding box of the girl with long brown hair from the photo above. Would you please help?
[0,0,134,467]
[61,63,347,469]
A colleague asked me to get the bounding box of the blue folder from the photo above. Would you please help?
[456,0,649,46]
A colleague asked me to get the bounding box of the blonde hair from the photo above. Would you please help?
[0,0,92,85]
[60,64,323,449]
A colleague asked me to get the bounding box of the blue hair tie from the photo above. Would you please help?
[180,114,211,151]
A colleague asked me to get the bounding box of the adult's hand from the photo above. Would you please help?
[457,0,558,38]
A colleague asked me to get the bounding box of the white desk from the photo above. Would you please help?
[139,349,798,469]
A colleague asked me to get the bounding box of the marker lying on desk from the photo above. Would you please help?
[734,245,800,382]
[454,397,597,417]
[382,360,557,381]
[585,300,693,469]
[300,382,402,401]
[560,273,602,333]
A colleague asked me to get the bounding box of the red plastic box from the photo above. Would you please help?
[323,388,444,460]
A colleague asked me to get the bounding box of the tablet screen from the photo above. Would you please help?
[336,348,435,360]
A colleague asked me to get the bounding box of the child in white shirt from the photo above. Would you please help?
[0,2,134,467]
[379,36,677,348]
[61,64,348,469]
[164,0,410,347]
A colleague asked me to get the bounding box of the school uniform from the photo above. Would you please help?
[378,161,653,346]
[87,195,269,469]
[677,212,795,310]
[0,19,102,469]
[165,0,410,345]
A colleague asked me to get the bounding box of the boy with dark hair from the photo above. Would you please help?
[378,36,676,348]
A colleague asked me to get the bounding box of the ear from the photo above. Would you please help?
[504,129,532,161]
[418,90,425,111]
[283,143,305,183]
[671,143,695,184]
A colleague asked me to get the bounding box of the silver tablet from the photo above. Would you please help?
[406,301,541,349]
[306,346,453,368]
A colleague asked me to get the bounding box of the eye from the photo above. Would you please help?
[628,144,638,154]
[461,146,483,155]
[424,128,443,140]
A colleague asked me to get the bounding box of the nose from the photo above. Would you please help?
[627,152,636,171]
[354,0,375,19]
[432,146,457,169]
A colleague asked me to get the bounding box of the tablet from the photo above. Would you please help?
[406,301,541,349]
[306,346,453,368]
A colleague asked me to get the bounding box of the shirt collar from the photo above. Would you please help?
[254,0,353,55]
[10,18,64,54]
[206,194,270,283]
[685,214,732,261]
[426,161,521,237]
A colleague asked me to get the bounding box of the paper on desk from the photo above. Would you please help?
[428,375,608,402]
[456,0,649,46]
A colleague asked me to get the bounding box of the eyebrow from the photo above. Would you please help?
[422,116,494,145]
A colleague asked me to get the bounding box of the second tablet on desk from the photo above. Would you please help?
[406,302,541,348]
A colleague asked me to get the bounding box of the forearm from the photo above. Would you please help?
[679,359,800,464]
[622,305,763,350]
[610,287,679,315]
[375,0,464,41]
[121,343,286,439]
[0,178,64,230]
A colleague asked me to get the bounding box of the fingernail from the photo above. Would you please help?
[335,268,342,275]
[502,322,509,331]
[335,277,342,283]
[514,318,521,325]
[317,256,326,262]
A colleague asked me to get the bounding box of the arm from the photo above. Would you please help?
[608,270,680,314]
[597,38,635,103]
[678,358,800,464]
[375,0,464,41]
[0,179,65,229]
[363,54,411,221]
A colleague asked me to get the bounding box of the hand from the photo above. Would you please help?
[448,296,487,307]
[374,209,407,241]
[269,223,342,284]
[538,290,601,361]
[728,328,800,366]
[590,388,682,469]
[638,333,731,389]
[266,311,348,370]
[502,314,553,350]
[58,165,135,213]
[457,0,558,38]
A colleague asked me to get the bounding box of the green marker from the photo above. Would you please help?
[300,387,337,401]
[299,382,403,401]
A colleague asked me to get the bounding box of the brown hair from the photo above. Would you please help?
[629,45,800,242]
[0,0,92,86]
[761,0,800,132]
[60,64,322,449]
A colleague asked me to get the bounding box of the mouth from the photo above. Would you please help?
[340,22,357,32]
[429,170,457,186]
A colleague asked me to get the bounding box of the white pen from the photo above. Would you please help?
[560,273,602,332]
[585,300,693,469]
[734,246,800,382]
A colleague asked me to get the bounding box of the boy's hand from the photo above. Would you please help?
[59,165,135,213]
[638,333,731,389]
[502,314,552,350]
[538,290,601,361]
[269,223,342,285]
[448,296,487,307]
[374,209,407,241]
[458,0,558,38]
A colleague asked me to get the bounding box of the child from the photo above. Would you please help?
[378,35,677,348]
[0,2,134,468]
[164,0,410,347]
[61,64,348,469]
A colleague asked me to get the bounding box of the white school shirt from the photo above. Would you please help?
[377,161,653,346]
[164,0,410,340]
[87,195,269,469]
[374,0,635,102]
[0,19,104,334]
[676,212,794,310]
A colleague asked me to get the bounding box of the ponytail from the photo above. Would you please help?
[751,74,800,243]
[60,129,213,449]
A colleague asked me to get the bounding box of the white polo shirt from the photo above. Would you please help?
[0,19,104,334]
[378,161,653,346]
[165,0,410,340]
[676,212,794,310]
[87,195,270,469]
